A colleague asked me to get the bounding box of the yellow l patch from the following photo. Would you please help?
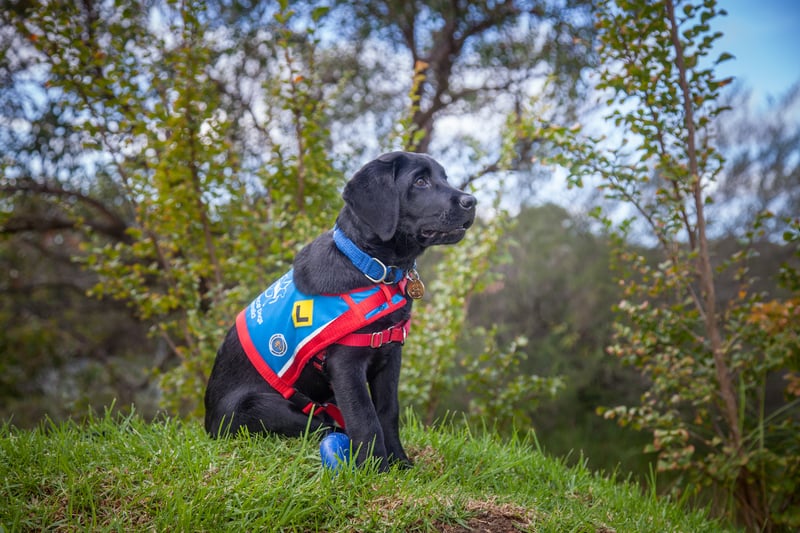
[292,299,314,328]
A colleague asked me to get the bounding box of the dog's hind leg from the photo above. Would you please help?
[206,387,331,438]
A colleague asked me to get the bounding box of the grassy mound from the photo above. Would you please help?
[0,410,730,532]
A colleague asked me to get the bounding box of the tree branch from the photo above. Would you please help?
[1,178,130,241]
[458,159,501,191]
[666,0,740,450]
[1,213,130,242]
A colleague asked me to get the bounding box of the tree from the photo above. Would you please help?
[83,1,345,413]
[1,0,342,415]
[1,0,596,420]
[0,0,162,422]
[529,0,799,530]
[326,0,595,175]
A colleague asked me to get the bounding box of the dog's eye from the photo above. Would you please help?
[413,176,429,188]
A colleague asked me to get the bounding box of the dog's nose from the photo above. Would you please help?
[459,194,477,210]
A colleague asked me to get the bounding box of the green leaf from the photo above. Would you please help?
[311,6,329,22]
[715,51,734,64]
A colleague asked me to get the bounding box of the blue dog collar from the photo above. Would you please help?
[333,225,407,284]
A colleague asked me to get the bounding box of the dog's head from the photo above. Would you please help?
[342,151,476,247]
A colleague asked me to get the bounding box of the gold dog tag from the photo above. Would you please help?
[405,269,425,300]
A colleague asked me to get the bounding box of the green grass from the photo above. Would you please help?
[0,410,732,532]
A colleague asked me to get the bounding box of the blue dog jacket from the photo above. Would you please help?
[236,269,409,427]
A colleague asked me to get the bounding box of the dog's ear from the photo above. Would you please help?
[342,154,402,241]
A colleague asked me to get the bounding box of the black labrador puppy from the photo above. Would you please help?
[204,151,476,470]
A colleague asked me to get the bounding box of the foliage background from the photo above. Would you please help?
[1,0,798,530]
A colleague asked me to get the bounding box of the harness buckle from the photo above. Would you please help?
[370,330,385,348]
[364,257,388,283]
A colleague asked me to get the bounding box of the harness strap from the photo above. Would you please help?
[288,389,347,429]
[302,402,346,429]
[336,319,410,348]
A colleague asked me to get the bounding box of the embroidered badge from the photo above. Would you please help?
[269,333,288,357]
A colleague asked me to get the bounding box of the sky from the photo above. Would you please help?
[715,0,800,104]
[523,0,800,222]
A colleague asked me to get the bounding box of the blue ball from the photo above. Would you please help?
[319,432,351,470]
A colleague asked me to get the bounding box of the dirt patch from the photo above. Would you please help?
[436,512,523,532]
[435,499,537,532]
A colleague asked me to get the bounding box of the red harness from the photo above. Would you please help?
[236,276,410,429]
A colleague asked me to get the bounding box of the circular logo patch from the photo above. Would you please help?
[269,333,288,357]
